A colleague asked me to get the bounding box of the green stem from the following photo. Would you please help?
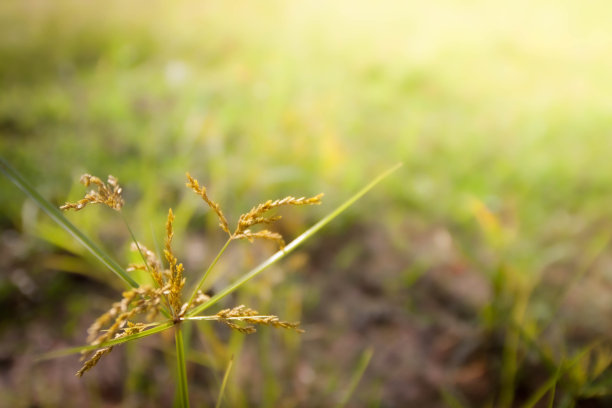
[175,323,190,408]
[186,238,232,309]
[186,163,402,317]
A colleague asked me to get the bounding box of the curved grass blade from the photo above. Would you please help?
[520,341,601,408]
[0,157,139,288]
[186,163,402,317]
[36,320,174,361]
[215,356,234,408]
[336,347,374,408]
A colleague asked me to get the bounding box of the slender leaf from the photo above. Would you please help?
[521,342,601,408]
[37,320,174,361]
[215,356,234,408]
[336,347,374,408]
[440,389,469,408]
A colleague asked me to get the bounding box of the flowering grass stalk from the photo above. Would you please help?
[1,156,401,406]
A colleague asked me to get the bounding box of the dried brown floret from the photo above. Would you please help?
[60,174,124,211]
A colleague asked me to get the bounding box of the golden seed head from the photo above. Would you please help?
[184,172,322,250]
[235,193,323,234]
[76,347,113,377]
[78,286,162,376]
[186,172,230,234]
[231,193,323,249]
[60,173,124,212]
[213,305,304,334]
[164,208,185,315]
[233,230,286,249]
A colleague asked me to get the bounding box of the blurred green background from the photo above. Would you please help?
[2,0,612,406]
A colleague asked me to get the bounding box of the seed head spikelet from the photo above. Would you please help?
[77,322,147,377]
[78,286,164,376]
[60,174,124,211]
[76,347,113,377]
[232,230,286,249]
[185,172,322,250]
[127,242,165,288]
[212,305,304,334]
[186,172,230,234]
[235,194,323,235]
[164,209,185,316]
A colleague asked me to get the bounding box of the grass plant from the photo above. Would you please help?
[1,157,400,406]
[3,1,612,405]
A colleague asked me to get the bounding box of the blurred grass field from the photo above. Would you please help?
[2,0,612,406]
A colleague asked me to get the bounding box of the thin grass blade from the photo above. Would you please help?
[335,347,374,408]
[520,343,600,408]
[36,320,174,361]
[215,356,234,408]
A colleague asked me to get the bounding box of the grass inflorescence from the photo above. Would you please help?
[60,172,323,379]
[60,174,124,212]
[186,171,323,250]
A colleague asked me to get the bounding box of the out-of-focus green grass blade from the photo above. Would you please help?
[335,347,374,408]
[186,163,402,317]
[0,156,139,288]
[215,355,234,408]
[36,320,174,361]
[520,343,599,408]
[440,389,469,408]
[521,365,562,408]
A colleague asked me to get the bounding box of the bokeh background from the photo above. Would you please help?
[2,0,612,406]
